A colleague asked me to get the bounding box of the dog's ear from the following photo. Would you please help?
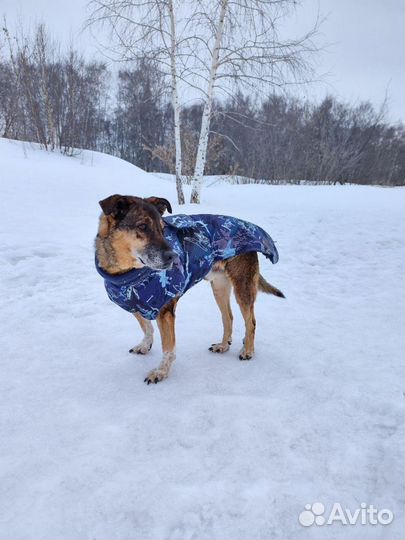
[144,196,172,215]
[99,194,131,219]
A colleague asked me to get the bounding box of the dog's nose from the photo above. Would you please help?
[163,250,176,264]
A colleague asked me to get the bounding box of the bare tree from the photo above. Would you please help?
[33,24,58,150]
[3,23,58,150]
[187,0,319,202]
[1,21,109,155]
[87,0,188,204]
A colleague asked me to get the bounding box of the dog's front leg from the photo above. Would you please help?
[129,312,154,355]
[144,299,177,384]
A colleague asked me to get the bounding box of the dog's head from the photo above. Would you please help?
[98,194,176,271]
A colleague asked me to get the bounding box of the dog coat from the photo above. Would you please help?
[96,214,279,320]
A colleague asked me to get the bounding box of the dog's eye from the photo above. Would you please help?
[137,223,148,232]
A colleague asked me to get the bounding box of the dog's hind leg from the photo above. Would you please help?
[129,312,154,355]
[144,299,177,384]
[208,271,233,353]
[236,300,256,360]
[226,253,259,360]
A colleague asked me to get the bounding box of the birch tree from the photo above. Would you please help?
[189,0,228,203]
[188,0,318,203]
[33,24,58,150]
[87,0,187,204]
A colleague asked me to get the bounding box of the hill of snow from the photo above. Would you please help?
[0,138,404,539]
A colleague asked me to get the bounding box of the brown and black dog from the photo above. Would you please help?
[95,194,284,384]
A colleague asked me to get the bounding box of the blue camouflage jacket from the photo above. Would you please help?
[96,214,279,320]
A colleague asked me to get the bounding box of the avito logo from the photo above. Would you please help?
[298,502,394,527]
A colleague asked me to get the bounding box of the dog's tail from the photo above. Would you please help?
[258,275,285,298]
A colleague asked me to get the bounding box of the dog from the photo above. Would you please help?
[95,194,284,384]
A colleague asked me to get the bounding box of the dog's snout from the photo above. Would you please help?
[163,250,176,264]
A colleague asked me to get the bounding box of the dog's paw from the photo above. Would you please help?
[209,341,231,353]
[129,341,152,355]
[239,347,254,361]
[144,368,168,385]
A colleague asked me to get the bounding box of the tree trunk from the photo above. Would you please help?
[190,0,228,204]
[36,25,57,150]
[168,0,185,205]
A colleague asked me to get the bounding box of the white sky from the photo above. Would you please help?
[2,0,404,122]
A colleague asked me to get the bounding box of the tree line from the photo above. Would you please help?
[1,25,404,188]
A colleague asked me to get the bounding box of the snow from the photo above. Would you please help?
[0,137,404,540]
